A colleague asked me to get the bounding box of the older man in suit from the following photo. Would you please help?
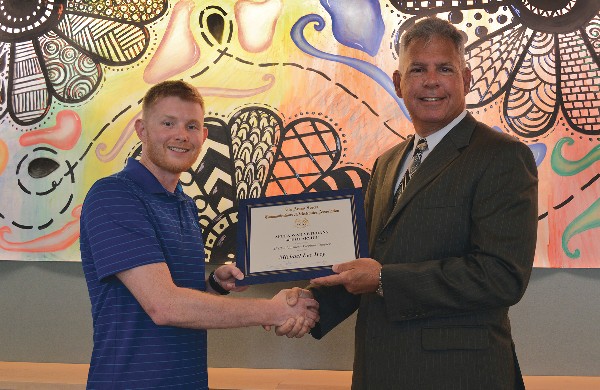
[280,17,538,389]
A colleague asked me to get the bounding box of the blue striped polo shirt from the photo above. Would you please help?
[80,158,207,389]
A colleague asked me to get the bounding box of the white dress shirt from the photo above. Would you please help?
[394,110,468,193]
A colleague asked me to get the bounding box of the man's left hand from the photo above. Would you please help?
[213,264,248,293]
[311,258,381,294]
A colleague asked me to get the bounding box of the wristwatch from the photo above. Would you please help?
[376,268,384,297]
[208,271,230,295]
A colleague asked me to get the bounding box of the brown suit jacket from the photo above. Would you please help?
[311,113,538,390]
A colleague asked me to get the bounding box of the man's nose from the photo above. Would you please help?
[174,125,189,141]
[423,71,440,87]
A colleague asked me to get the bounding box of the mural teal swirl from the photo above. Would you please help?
[562,197,600,259]
[551,137,600,176]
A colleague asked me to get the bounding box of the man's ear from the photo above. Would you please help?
[463,67,472,95]
[134,118,146,141]
[202,126,208,142]
[393,70,402,98]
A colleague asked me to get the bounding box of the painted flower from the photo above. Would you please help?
[0,0,167,126]
[391,0,600,139]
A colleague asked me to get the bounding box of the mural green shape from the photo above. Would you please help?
[562,197,600,259]
[551,136,600,259]
[551,137,600,176]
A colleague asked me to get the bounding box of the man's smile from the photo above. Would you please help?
[168,146,190,153]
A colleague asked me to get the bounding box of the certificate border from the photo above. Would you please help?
[235,188,369,285]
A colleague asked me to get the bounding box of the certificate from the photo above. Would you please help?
[235,188,369,285]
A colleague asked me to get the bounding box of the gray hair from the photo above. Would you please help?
[398,17,467,73]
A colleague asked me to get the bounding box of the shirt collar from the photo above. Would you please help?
[121,158,184,195]
[413,110,468,152]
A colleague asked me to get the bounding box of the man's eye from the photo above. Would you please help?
[188,125,199,131]
[163,121,173,127]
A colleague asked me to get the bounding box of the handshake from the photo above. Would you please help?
[210,264,319,337]
[213,257,383,337]
[264,287,319,338]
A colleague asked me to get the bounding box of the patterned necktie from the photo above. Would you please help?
[393,138,428,207]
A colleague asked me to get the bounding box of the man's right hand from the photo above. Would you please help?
[267,287,318,338]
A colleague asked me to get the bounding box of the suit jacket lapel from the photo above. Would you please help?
[385,113,477,225]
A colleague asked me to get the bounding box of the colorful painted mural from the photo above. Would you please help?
[0,0,598,267]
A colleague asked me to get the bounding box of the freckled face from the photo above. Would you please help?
[393,36,471,137]
[135,96,207,187]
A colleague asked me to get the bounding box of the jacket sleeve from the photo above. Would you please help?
[309,284,360,339]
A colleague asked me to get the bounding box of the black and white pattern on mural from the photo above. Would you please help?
[198,108,368,263]
[389,0,600,139]
[0,0,168,126]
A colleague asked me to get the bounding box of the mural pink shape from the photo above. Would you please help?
[19,110,82,150]
[144,0,200,84]
[0,205,81,252]
[198,73,276,97]
[96,113,140,162]
[0,139,7,176]
[235,0,282,53]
